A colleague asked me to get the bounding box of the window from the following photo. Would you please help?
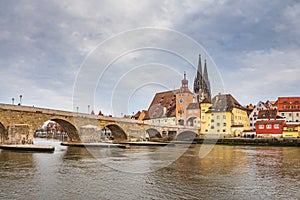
[223,115,226,119]
[266,124,272,129]
[223,123,227,126]
[296,105,299,109]
[259,125,264,129]
[281,113,285,116]
[223,129,226,132]
[289,113,292,117]
[217,116,220,120]
[296,113,299,117]
[211,119,214,122]
[250,117,253,120]
[211,126,214,129]
[284,101,287,104]
[284,105,287,110]
[250,123,253,127]
[217,123,220,126]
[274,124,279,129]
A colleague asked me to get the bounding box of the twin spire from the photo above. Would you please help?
[180,54,212,103]
[193,54,211,103]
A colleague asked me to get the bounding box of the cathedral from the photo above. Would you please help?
[143,54,212,128]
[193,54,212,103]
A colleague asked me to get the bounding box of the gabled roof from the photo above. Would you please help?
[257,109,281,119]
[144,90,178,120]
[210,94,246,112]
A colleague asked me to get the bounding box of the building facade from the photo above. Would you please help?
[186,102,201,128]
[256,120,285,137]
[248,101,267,130]
[283,123,300,138]
[277,97,300,122]
[200,93,250,135]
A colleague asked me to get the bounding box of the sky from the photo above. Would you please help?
[0,0,299,116]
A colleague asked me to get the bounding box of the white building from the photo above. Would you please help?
[249,101,267,130]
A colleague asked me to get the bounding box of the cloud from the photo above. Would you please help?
[221,48,300,104]
[0,0,299,112]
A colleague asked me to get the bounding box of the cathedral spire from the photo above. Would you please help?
[203,59,211,102]
[197,54,202,80]
[193,55,212,103]
[193,54,202,94]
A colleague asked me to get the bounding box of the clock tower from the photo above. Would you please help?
[176,71,194,126]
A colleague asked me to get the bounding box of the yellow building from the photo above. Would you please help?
[200,94,250,136]
[283,123,300,138]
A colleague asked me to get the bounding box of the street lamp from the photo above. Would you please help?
[88,105,90,114]
[76,106,79,113]
[12,98,14,105]
[19,95,22,105]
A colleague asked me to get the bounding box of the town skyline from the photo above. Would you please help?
[0,1,299,115]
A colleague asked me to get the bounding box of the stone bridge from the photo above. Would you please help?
[0,103,199,144]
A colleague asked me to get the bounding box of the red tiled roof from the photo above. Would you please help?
[256,120,285,125]
[284,123,300,128]
[277,97,300,112]
[144,90,178,120]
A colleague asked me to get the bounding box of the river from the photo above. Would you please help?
[0,138,299,200]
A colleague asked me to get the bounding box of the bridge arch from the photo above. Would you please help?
[146,128,162,138]
[0,122,7,143]
[187,116,200,127]
[104,124,127,141]
[34,118,80,142]
[176,131,197,141]
[51,118,80,142]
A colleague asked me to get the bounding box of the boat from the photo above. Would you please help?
[0,144,55,152]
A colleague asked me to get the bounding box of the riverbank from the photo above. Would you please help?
[192,138,300,147]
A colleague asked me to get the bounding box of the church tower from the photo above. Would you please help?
[193,54,212,103]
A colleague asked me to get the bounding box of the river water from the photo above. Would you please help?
[0,138,299,200]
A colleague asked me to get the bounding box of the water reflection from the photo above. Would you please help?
[0,150,35,180]
[0,140,299,199]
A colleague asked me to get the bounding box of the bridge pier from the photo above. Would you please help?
[6,124,33,144]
